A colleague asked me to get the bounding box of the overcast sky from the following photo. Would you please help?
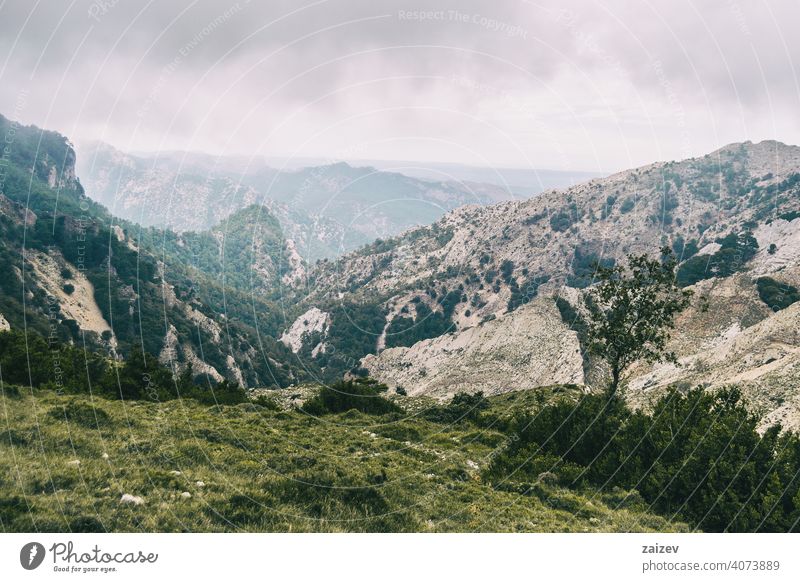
[1,0,799,172]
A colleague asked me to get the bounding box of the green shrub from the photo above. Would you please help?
[677,231,758,286]
[69,516,106,533]
[756,277,800,311]
[550,211,574,232]
[49,400,113,428]
[422,391,489,424]
[485,387,800,532]
[301,379,401,416]
[619,197,635,213]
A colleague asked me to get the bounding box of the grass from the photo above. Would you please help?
[0,385,688,532]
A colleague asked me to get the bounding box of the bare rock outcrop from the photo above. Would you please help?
[361,297,584,399]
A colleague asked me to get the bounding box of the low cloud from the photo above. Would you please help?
[1,0,798,171]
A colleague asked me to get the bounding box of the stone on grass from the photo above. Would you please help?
[120,493,144,506]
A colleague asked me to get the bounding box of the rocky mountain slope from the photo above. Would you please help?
[361,296,584,398]
[0,115,313,389]
[4,113,799,429]
[287,140,800,427]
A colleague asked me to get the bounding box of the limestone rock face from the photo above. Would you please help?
[301,141,800,427]
[362,297,584,399]
[627,273,800,432]
[24,249,116,346]
[280,307,331,354]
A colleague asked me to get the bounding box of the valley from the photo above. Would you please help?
[1,113,800,533]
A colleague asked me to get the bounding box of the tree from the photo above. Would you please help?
[586,247,692,397]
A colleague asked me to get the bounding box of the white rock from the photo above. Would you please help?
[180,492,192,499]
[169,470,182,476]
[279,307,331,353]
[67,459,81,466]
[101,452,109,460]
[362,297,584,399]
[195,481,205,488]
[120,494,144,506]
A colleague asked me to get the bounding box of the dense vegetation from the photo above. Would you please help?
[566,246,615,289]
[677,231,759,286]
[0,330,246,405]
[0,115,320,388]
[507,278,539,311]
[301,378,402,416]
[756,276,800,311]
[383,290,461,349]
[311,300,387,379]
[152,205,288,293]
[2,380,796,532]
[485,387,800,532]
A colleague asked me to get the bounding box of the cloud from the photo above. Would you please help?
[1,0,798,171]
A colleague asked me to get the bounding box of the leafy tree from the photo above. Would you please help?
[111,346,169,400]
[586,248,692,396]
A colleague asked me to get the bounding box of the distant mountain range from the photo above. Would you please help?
[258,155,602,196]
[336,158,602,196]
[76,142,600,262]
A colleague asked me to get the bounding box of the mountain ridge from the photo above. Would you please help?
[76,141,517,262]
[3,113,800,428]
[283,138,800,427]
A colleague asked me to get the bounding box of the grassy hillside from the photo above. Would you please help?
[0,386,686,533]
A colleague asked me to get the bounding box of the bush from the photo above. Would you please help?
[677,231,758,286]
[301,379,402,416]
[0,329,247,406]
[619,197,635,213]
[69,516,106,532]
[756,277,800,311]
[49,400,113,428]
[485,387,800,532]
[422,391,489,424]
[566,246,615,289]
[384,302,454,348]
[550,211,574,232]
[251,394,281,410]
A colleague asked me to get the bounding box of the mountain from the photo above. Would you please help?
[4,113,800,428]
[76,142,513,261]
[0,115,317,389]
[286,140,800,428]
[345,158,601,197]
